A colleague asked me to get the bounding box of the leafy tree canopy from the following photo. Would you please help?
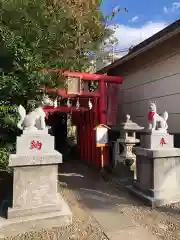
[0,0,113,170]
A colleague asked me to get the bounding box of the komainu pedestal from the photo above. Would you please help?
[127,132,180,207]
[7,129,72,223]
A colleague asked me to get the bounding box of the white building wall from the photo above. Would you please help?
[117,38,180,133]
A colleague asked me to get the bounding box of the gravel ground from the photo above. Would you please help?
[4,160,180,240]
[4,162,108,240]
[57,162,180,240]
[108,177,180,240]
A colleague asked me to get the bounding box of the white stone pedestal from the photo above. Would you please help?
[6,130,72,224]
[127,133,180,207]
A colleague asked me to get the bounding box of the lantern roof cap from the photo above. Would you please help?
[119,114,144,131]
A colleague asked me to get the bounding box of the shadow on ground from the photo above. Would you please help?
[58,160,144,213]
[58,160,180,218]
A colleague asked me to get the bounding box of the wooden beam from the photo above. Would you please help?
[41,87,100,98]
[41,69,124,84]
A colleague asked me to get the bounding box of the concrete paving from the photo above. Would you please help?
[58,162,163,240]
[78,187,159,240]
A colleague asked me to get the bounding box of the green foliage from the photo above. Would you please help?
[0,106,18,172]
[0,148,12,173]
[0,0,112,170]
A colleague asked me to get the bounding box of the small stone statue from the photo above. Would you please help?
[126,114,131,121]
[148,101,168,132]
[17,95,52,132]
[17,105,46,131]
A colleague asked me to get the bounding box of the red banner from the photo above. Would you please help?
[106,83,119,126]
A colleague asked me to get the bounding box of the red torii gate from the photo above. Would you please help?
[42,69,124,168]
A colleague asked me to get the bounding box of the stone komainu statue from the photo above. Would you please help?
[148,101,168,132]
[17,94,54,131]
[17,105,46,131]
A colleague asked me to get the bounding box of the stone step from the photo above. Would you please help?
[0,202,72,238]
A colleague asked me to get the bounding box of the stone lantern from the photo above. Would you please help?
[113,114,144,179]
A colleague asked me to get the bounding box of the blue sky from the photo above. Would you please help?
[100,0,180,54]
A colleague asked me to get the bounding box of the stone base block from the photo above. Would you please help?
[126,184,180,207]
[16,132,55,155]
[130,146,180,207]
[0,197,72,239]
[9,152,62,167]
[133,147,180,158]
[10,165,61,209]
[140,133,174,149]
[8,202,62,219]
[126,185,157,207]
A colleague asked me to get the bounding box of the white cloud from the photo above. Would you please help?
[108,21,167,56]
[129,16,139,23]
[172,2,180,11]
[163,2,180,14]
[163,6,168,14]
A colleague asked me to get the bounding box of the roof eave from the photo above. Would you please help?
[96,26,180,74]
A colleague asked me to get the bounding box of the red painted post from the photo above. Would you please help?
[84,119,88,163]
[99,80,106,124]
[89,99,94,166]
[87,110,91,165]
[98,80,108,167]
[77,125,81,160]
[82,114,85,162]
[79,113,84,161]
[91,98,95,167]
[95,97,100,168]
